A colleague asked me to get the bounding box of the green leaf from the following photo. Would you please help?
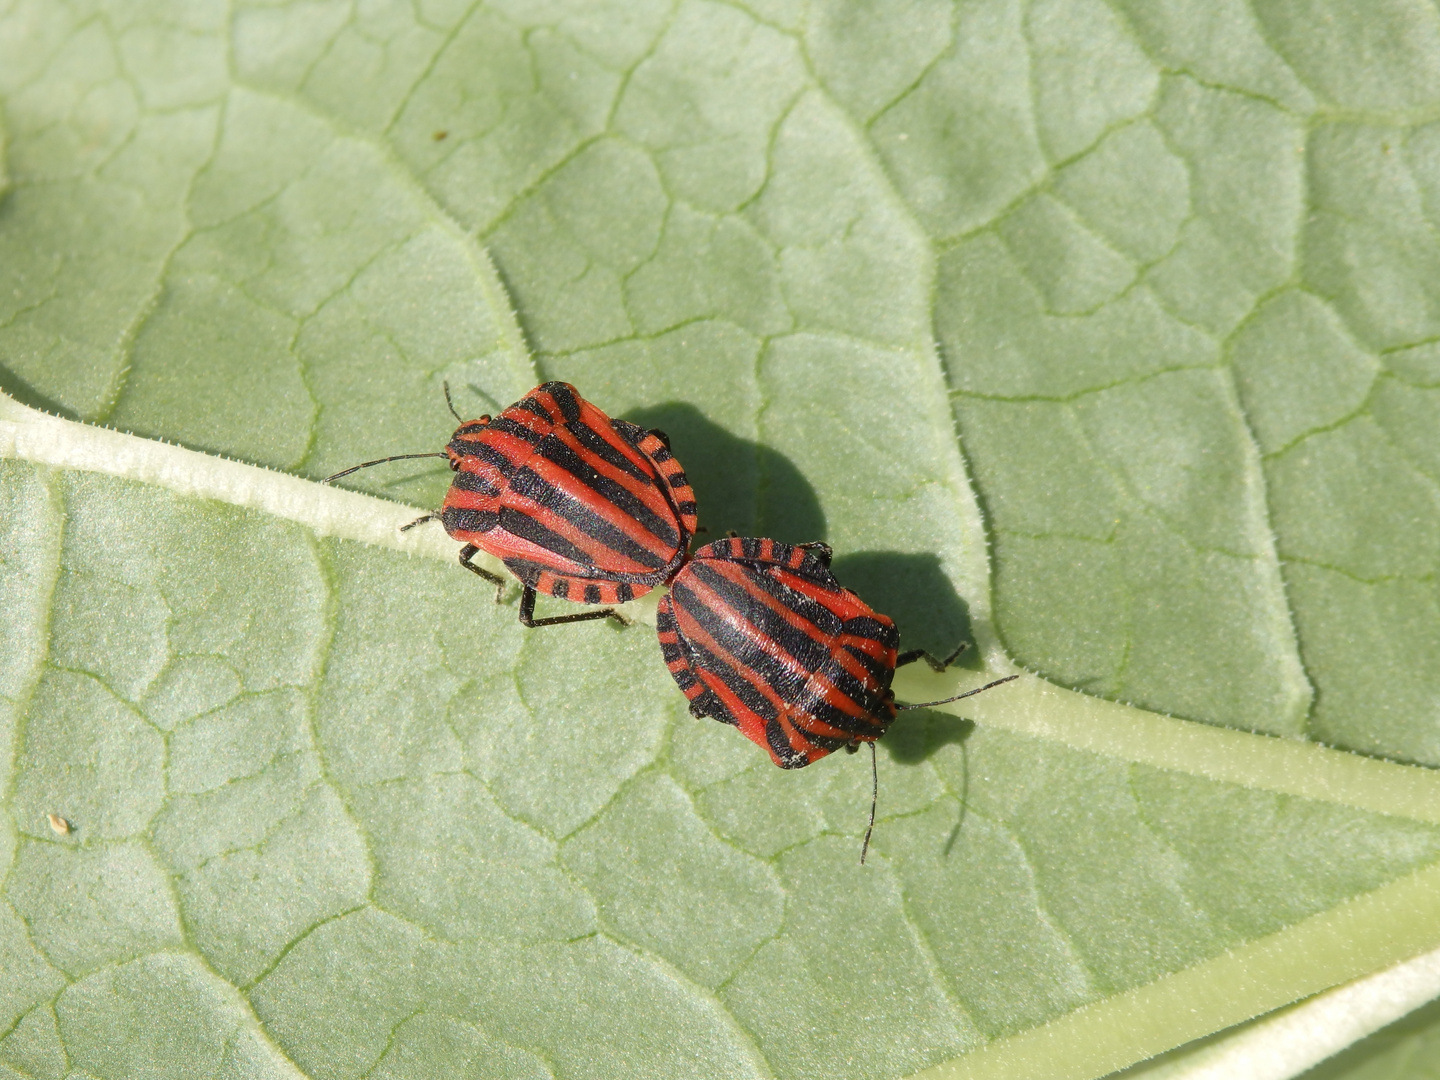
[1298,992,1440,1080]
[2,3,1440,1079]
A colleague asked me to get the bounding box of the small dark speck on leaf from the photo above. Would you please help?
[433,130,448,141]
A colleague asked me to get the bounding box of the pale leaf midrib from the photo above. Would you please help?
[907,860,1440,1080]
[6,391,1437,824]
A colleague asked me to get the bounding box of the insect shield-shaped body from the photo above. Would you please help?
[656,537,904,767]
[327,382,698,628]
[656,536,1016,860]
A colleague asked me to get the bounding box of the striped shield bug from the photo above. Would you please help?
[325,382,699,627]
[655,536,1016,860]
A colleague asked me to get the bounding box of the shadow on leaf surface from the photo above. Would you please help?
[624,402,826,545]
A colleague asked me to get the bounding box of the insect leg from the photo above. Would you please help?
[896,641,970,673]
[860,741,878,865]
[797,541,833,567]
[458,544,507,604]
[517,585,629,629]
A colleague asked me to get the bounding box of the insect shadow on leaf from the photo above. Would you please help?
[623,402,826,545]
[832,549,978,767]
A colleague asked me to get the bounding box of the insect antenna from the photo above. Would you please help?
[321,453,448,484]
[856,676,1018,863]
[897,674,1019,711]
[443,381,463,423]
[860,741,879,865]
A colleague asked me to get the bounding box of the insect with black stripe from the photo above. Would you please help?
[324,381,698,627]
[656,536,1017,861]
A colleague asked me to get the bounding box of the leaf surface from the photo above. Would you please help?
[2,2,1440,1079]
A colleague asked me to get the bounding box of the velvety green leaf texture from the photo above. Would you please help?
[2,2,1440,1079]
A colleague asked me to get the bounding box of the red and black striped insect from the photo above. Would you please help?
[325,382,698,627]
[656,536,1016,859]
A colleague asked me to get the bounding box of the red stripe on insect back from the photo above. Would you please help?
[331,380,695,632]
[820,626,898,695]
[661,537,909,767]
[635,431,699,537]
[677,566,821,692]
[766,566,876,621]
[527,569,632,606]
[499,485,672,578]
[701,558,840,657]
[522,405,684,561]
[439,386,697,591]
[519,450,678,566]
[669,584,792,712]
[671,600,790,755]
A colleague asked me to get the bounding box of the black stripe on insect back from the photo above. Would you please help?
[672,575,814,703]
[841,640,892,688]
[843,614,899,650]
[485,415,544,444]
[509,465,671,573]
[540,382,583,422]
[687,560,839,671]
[767,721,808,768]
[681,568,890,738]
[678,626,782,722]
[449,438,517,477]
[569,420,654,483]
[695,650,781,725]
[497,506,594,566]
[443,507,499,533]
[449,469,500,497]
[534,436,678,547]
[517,396,554,422]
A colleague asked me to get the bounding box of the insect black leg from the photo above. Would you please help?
[458,544,507,604]
[400,513,438,533]
[517,585,629,629]
[860,741,878,865]
[896,641,970,673]
[797,541,833,567]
